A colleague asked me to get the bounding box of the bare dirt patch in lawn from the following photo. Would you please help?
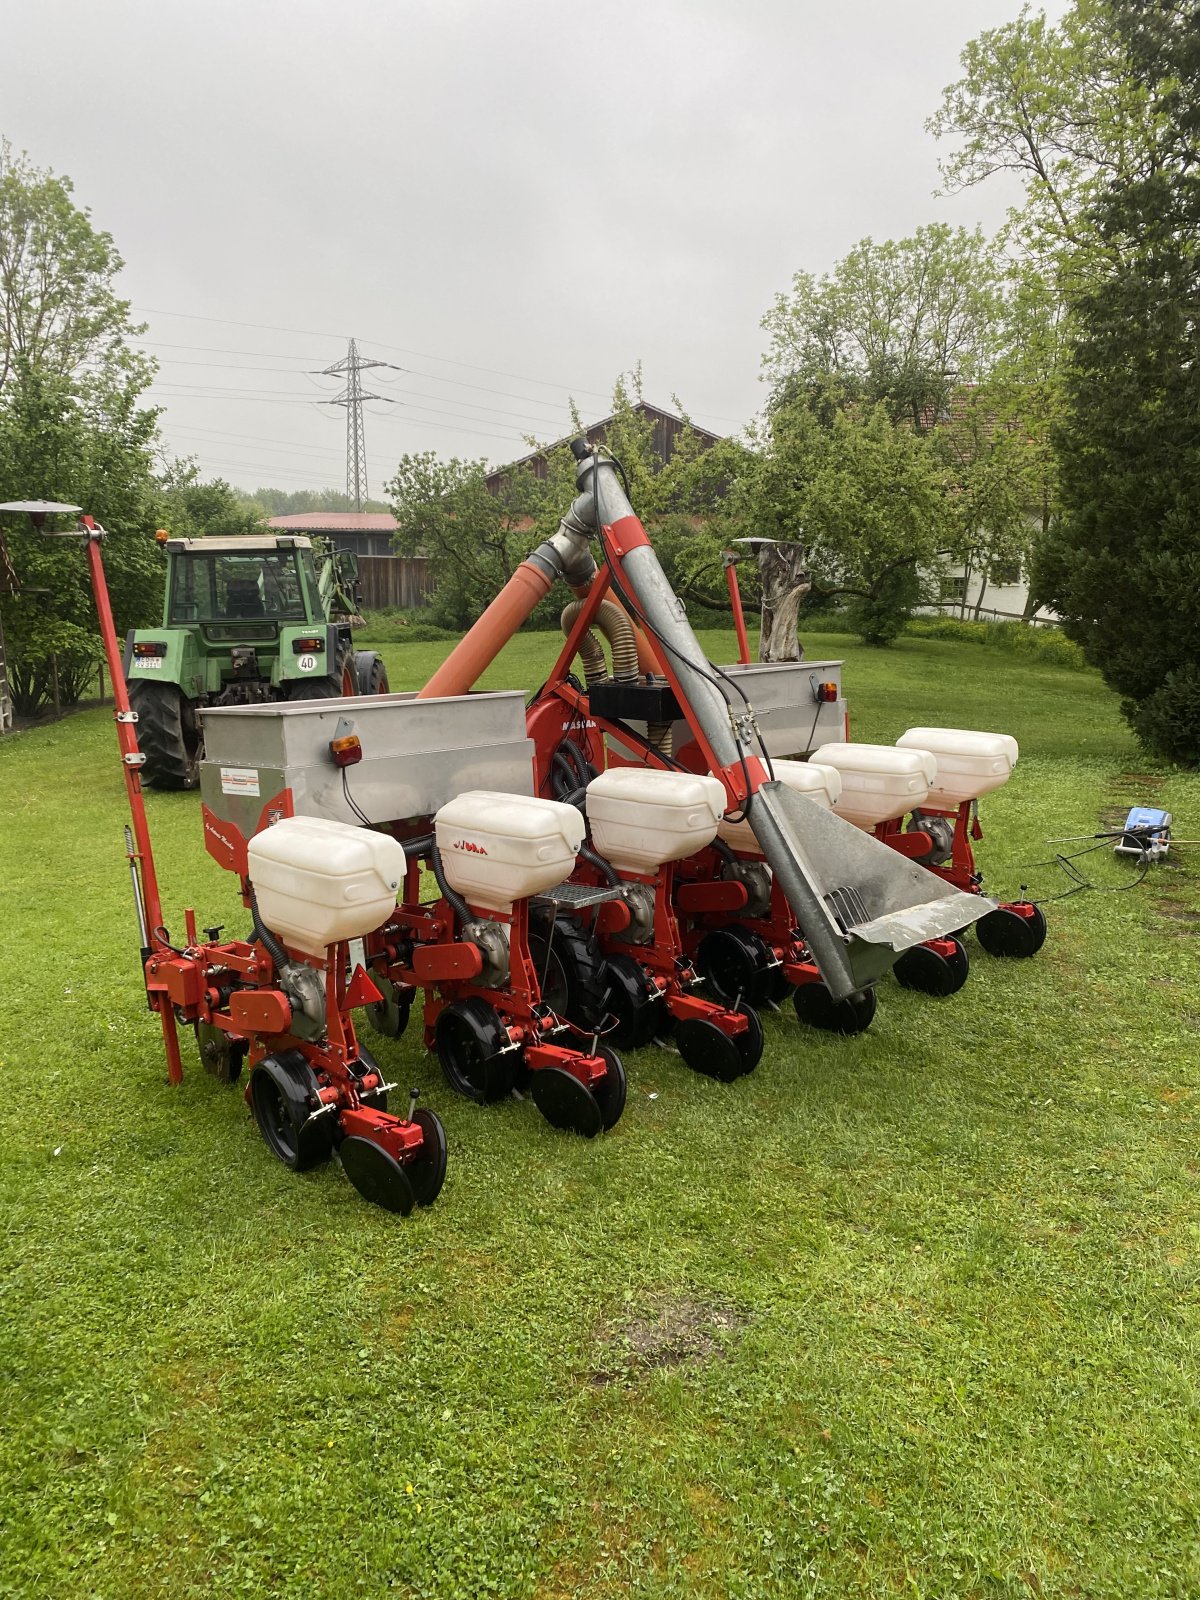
[589,1294,748,1386]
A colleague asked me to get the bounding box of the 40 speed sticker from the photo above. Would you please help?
[297,653,319,671]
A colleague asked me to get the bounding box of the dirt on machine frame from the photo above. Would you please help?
[123,533,388,790]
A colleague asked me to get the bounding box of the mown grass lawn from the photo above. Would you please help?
[1,624,1198,1600]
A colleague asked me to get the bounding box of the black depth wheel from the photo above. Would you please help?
[893,938,969,998]
[731,1005,764,1072]
[792,982,877,1036]
[530,1066,604,1138]
[592,1044,628,1131]
[976,904,1047,959]
[248,1052,334,1171]
[195,1021,246,1083]
[675,1017,747,1083]
[365,975,412,1041]
[435,998,515,1103]
[696,926,773,1008]
[528,912,610,1028]
[604,954,661,1050]
[406,1108,448,1207]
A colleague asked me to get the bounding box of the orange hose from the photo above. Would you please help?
[418,561,553,699]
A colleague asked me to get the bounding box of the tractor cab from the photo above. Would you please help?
[123,532,385,789]
[165,538,316,630]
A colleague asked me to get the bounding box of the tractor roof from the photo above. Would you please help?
[164,536,314,553]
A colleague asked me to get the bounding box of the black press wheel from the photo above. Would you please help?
[731,1004,764,1072]
[976,904,1047,959]
[528,912,610,1028]
[530,1066,604,1138]
[604,954,662,1050]
[406,1107,448,1207]
[340,1136,415,1215]
[365,974,412,1041]
[792,982,877,1036]
[675,1016,749,1083]
[435,998,515,1103]
[195,1020,246,1083]
[592,1044,628,1131]
[696,926,774,1008]
[248,1051,335,1171]
[892,937,970,998]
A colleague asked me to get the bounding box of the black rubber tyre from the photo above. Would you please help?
[696,926,774,1008]
[976,904,1048,959]
[792,982,877,1036]
[128,678,202,790]
[407,1107,448,1207]
[365,974,412,1040]
[528,912,610,1028]
[435,998,515,1103]
[354,650,390,695]
[675,1017,748,1083]
[248,1051,335,1171]
[604,954,662,1050]
[194,1020,246,1084]
[893,937,969,998]
[593,1044,628,1131]
[284,647,357,702]
[731,1005,764,1072]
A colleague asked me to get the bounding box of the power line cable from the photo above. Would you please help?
[131,303,750,425]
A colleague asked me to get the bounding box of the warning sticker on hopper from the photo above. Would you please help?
[220,767,261,797]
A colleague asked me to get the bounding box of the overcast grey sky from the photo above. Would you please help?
[5,0,1066,498]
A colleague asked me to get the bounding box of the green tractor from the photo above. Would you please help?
[123,534,389,789]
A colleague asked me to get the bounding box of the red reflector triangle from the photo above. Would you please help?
[345,963,383,1009]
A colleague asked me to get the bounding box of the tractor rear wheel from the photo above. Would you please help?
[354,650,390,695]
[129,679,202,790]
[285,646,357,702]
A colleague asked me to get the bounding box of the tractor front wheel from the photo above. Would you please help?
[128,679,202,790]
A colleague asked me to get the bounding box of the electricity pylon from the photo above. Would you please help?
[316,339,391,509]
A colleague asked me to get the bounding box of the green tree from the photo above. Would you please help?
[0,365,163,712]
[761,225,1009,430]
[387,450,552,630]
[0,144,162,713]
[0,139,153,402]
[731,401,958,645]
[1042,0,1200,763]
[158,462,264,538]
[927,0,1169,289]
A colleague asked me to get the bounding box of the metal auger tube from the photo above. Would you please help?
[576,447,990,1000]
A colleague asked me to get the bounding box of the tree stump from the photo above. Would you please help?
[755,540,810,662]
